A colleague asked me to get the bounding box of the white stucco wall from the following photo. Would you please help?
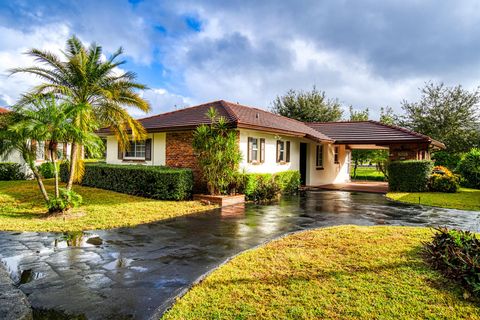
[307,143,351,185]
[238,129,301,174]
[105,132,166,166]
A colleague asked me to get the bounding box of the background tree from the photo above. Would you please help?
[271,86,343,122]
[192,108,242,195]
[349,107,374,178]
[379,106,396,125]
[399,83,480,167]
[10,35,150,190]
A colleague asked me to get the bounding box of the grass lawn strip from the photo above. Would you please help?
[387,188,480,211]
[0,179,216,232]
[164,226,480,320]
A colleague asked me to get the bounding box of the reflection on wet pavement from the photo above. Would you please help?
[1,191,480,319]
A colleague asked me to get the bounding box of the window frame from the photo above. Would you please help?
[334,146,339,164]
[124,140,146,160]
[276,140,291,164]
[316,144,324,168]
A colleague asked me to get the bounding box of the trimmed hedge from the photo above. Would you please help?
[388,160,433,192]
[60,163,193,200]
[0,162,27,181]
[240,170,301,202]
[38,162,58,179]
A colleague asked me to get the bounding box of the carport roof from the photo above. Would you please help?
[307,121,445,148]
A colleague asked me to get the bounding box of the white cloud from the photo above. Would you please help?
[133,88,192,118]
[0,23,71,106]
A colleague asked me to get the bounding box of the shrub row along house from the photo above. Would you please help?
[98,100,445,190]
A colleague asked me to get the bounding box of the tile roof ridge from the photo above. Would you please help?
[366,120,431,140]
[306,120,371,124]
[135,100,225,121]
[219,100,239,122]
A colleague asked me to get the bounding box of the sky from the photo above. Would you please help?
[0,0,479,119]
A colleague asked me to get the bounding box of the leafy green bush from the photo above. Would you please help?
[388,160,433,192]
[60,163,193,200]
[274,170,301,194]
[37,162,59,179]
[432,151,463,170]
[47,188,83,213]
[429,166,459,193]
[457,148,480,189]
[0,162,27,181]
[239,170,300,202]
[424,227,480,297]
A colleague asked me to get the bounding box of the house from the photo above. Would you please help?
[0,107,71,175]
[98,100,444,189]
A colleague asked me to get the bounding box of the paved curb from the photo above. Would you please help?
[0,264,32,320]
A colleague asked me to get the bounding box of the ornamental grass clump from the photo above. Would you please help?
[424,227,480,297]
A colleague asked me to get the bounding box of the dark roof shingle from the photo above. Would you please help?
[307,121,445,148]
[99,100,332,142]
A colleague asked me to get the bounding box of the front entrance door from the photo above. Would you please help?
[300,143,307,185]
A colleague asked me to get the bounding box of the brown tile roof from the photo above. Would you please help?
[99,100,333,142]
[307,120,445,148]
[0,107,9,114]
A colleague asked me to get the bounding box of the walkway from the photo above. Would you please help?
[306,181,389,193]
[0,191,479,319]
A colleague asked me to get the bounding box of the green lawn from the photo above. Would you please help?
[0,179,216,232]
[351,166,386,181]
[164,226,479,320]
[387,188,480,211]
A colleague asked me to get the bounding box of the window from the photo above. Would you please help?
[316,144,323,168]
[248,137,265,163]
[36,141,45,160]
[124,141,146,159]
[276,140,291,163]
[334,146,339,164]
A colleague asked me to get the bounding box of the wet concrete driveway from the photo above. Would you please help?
[1,191,480,319]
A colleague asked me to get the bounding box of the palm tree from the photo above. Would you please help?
[10,95,102,198]
[0,112,50,202]
[10,35,150,190]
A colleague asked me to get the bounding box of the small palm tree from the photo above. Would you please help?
[1,95,102,212]
[0,112,50,202]
[10,35,150,189]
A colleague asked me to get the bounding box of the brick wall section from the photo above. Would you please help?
[166,131,206,193]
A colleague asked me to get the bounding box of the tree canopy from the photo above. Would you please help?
[271,87,343,122]
[399,82,480,154]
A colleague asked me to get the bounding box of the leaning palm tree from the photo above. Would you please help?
[10,35,150,190]
[11,95,102,198]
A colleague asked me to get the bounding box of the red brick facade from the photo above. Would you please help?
[165,131,205,192]
[388,143,431,161]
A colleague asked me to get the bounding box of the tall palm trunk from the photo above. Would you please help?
[24,153,49,203]
[49,141,59,198]
[67,142,78,191]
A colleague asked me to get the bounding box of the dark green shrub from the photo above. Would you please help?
[457,148,480,189]
[424,227,480,297]
[388,160,433,192]
[429,166,459,193]
[239,170,300,202]
[47,188,83,213]
[60,163,193,200]
[0,162,27,181]
[38,162,59,179]
[432,151,463,170]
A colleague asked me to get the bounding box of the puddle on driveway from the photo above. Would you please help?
[1,191,480,319]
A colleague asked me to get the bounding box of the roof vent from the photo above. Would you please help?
[256,113,260,119]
